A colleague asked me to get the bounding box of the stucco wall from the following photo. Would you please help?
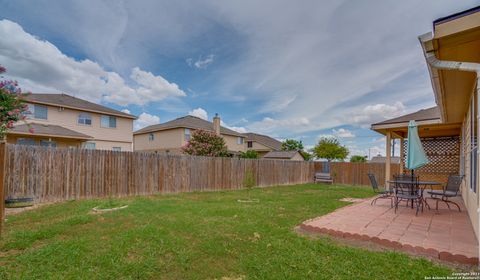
[21,104,134,151]
[134,128,246,153]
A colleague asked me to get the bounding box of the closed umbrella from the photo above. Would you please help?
[406,120,429,175]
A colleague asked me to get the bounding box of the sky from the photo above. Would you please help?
[0,0,477,159]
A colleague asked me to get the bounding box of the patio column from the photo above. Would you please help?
[385,131,391,189]
[399,138,404,175]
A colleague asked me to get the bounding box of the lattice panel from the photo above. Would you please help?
[401,137,460,176]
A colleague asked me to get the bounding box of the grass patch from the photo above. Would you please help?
[0,184,453,279]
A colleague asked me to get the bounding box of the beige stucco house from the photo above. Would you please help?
[243,132,282,158]
[134,114,246,154]
[8,93,136,151]
[372,6,480,238]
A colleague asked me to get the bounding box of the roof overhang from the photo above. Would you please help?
[8,131,93,140]
[419,8,480,124]
[372,121,461,139]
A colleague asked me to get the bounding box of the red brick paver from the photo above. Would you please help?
[300,197,478,265]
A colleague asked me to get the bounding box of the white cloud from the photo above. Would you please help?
[247,117,311,134]
[332,128,355,138]
[188,107,208,120]
[187,54,215,69]
[134,112,160,131]
[350,102,406,127]
[121,109,131,114]
[0,19,186,107]
[220,120,247,133]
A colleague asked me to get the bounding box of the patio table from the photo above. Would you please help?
[387,180,442,210]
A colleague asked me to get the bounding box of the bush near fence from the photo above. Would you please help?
[5,144,316,203]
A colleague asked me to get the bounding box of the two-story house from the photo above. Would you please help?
[7,93,136,151]
[134,114,246,154]
[243,132,282,158]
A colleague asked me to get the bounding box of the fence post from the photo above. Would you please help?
[0,141,5,234]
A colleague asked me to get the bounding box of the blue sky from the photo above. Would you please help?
[0,0,477,158]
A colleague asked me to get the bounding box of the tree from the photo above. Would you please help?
[350,155,367,163]
[313,137,349,162]
[281,139,304,151]
[239,150,259,159]
[182,129,229,157]
[300,151,313,161]
[0,65,31,139]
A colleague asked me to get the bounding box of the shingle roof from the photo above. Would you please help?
[371,107,440,127]
[243,132,282,150]
[25,93,136,119]
[9,123,93,139]
[263,150,304,159]
[134,115,244,137]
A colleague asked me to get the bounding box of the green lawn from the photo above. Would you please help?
[0,184,452,279]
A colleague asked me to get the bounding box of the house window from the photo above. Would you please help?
[184,128,191,141]
[40,140,56,147]
[247,141,253,148]
[149,133,154,141]
[78,113,92,125]
[17,138,36,146]
[112,147,121,152]
[237,137,244,145]
[101,115,116,128]
[83,142,96,150]
[24,103,48,120]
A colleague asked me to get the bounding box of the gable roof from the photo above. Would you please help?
[134,115,244,137]
[263,150,304,160]
[9,123,93,140]
[243,132,282,150]
[24,93,137,119]
[371,107,441,127]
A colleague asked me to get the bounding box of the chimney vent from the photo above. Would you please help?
[213,113,221,135]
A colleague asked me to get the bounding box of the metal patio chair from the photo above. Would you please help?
[368,173,393,207]
[426,175,464,212]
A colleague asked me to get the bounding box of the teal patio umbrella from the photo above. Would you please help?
[405,120,429,176]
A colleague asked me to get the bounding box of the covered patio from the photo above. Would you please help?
[300,197,478,265]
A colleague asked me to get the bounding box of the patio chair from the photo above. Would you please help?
[393,176,423,215]
[426,175,463,212]
[368,173,393,207]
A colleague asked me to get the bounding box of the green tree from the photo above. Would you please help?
[281,139,304,151]
[239,150,259,159]
[300,151,313,161]
[182,129,229,157]
[313,137,349,162]
[350,155,367,163]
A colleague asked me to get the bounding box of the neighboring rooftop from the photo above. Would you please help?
[371,107,441,127]
[9,123,93,140]
[243,132,282,150]
[369,156,401,164]
[263,150,304,160]
[134,115,244,137]
[25,93,137,119]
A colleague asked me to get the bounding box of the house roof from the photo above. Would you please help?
[134,115,244,137]
[9,123,93,140]
[369,156,401,164]
[243,132,282,150]
[263,150,304,160]
[371,107,441,127]
[24,93,137,119]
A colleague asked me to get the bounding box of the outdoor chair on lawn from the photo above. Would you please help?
[368,173,393,207]
[426,175,463,212]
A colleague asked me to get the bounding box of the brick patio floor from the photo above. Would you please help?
[300,196,479,265]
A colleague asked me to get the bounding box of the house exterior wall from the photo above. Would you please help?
[247,141,274,154]
[14,104,134,151]
[6,135,84,148]
[134,128,184,152]
[134,128,246,153]
[290,153,305,161]
[460,81,479,239]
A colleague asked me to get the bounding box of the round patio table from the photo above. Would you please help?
[387,180,442,209]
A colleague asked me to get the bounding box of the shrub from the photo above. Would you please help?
[182,129,229,157]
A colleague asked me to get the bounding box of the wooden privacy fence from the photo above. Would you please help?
[314,162,400,186]
[5,144,315,203]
